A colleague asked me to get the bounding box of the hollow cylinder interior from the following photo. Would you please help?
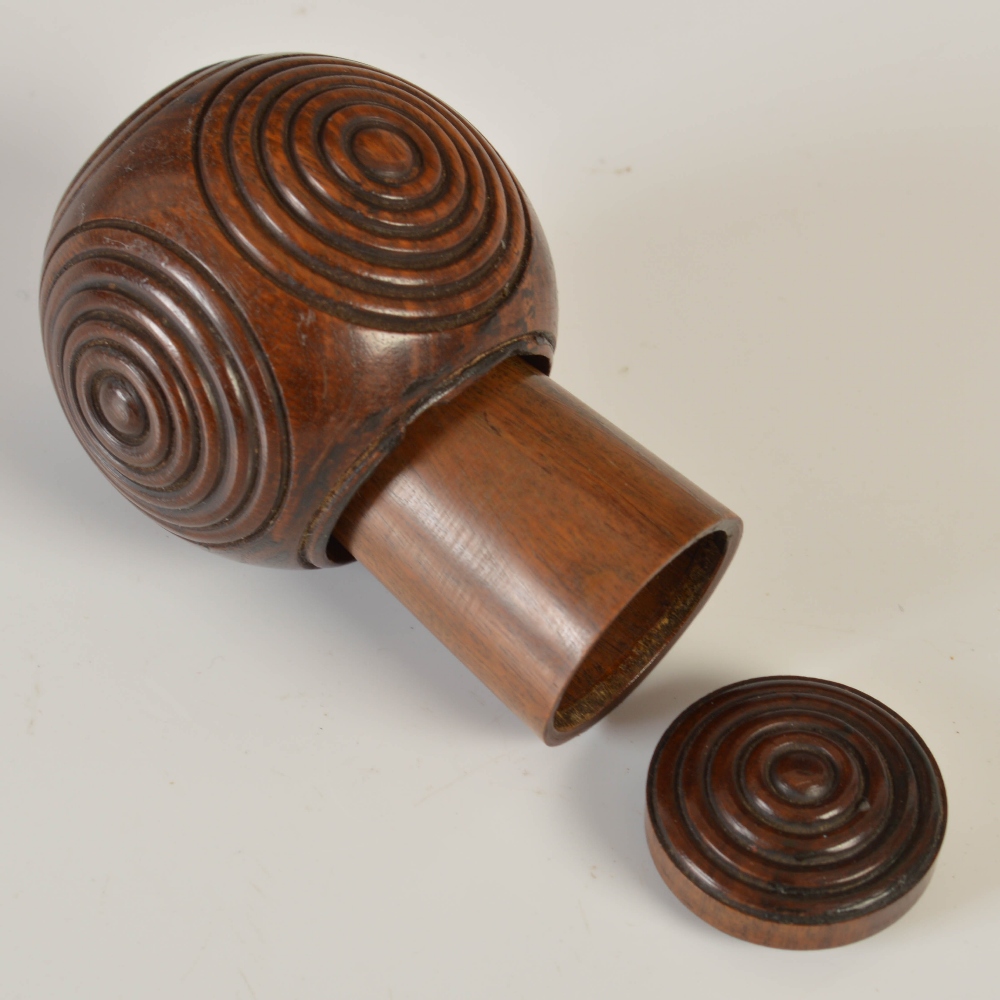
[333,357,741,744]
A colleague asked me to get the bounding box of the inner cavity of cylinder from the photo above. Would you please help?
[553,531,729,734]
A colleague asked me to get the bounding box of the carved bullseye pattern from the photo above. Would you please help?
[41,224,289,546]
[350,126,419,183]
[647,677,946,944]
[196,55,530,332]
[95,374,148,441]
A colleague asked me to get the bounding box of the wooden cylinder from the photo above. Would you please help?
[334,358,741,744]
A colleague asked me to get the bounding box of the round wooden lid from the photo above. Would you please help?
[645,676,946,949]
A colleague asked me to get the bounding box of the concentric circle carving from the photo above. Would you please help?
[41,223,289,546]
[646,676,946,948]
[195,55,531,332]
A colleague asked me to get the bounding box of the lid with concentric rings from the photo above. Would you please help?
[645,676,946,949]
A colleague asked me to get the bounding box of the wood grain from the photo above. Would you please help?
[335,357,741,743]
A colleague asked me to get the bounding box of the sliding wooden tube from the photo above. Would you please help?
[334,357,741,744]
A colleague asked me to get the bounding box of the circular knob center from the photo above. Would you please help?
[769,748,836,805]
[350,125,418,183]
[96,375,147,441]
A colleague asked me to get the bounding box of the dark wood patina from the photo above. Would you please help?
[41,54,741,742]
[646,676,947,947]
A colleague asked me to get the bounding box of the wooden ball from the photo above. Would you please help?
[646,676,947,949]
[38,56,744,744]
[41,55,555,567]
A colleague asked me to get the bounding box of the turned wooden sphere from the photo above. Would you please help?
[646,677,947,948]
[41,55,555,568]
[41,55,742,744]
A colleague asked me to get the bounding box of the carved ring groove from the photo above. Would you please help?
[41,222,289,547]
[195,55,531,332]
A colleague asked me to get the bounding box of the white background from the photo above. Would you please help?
[1,2,998,997]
